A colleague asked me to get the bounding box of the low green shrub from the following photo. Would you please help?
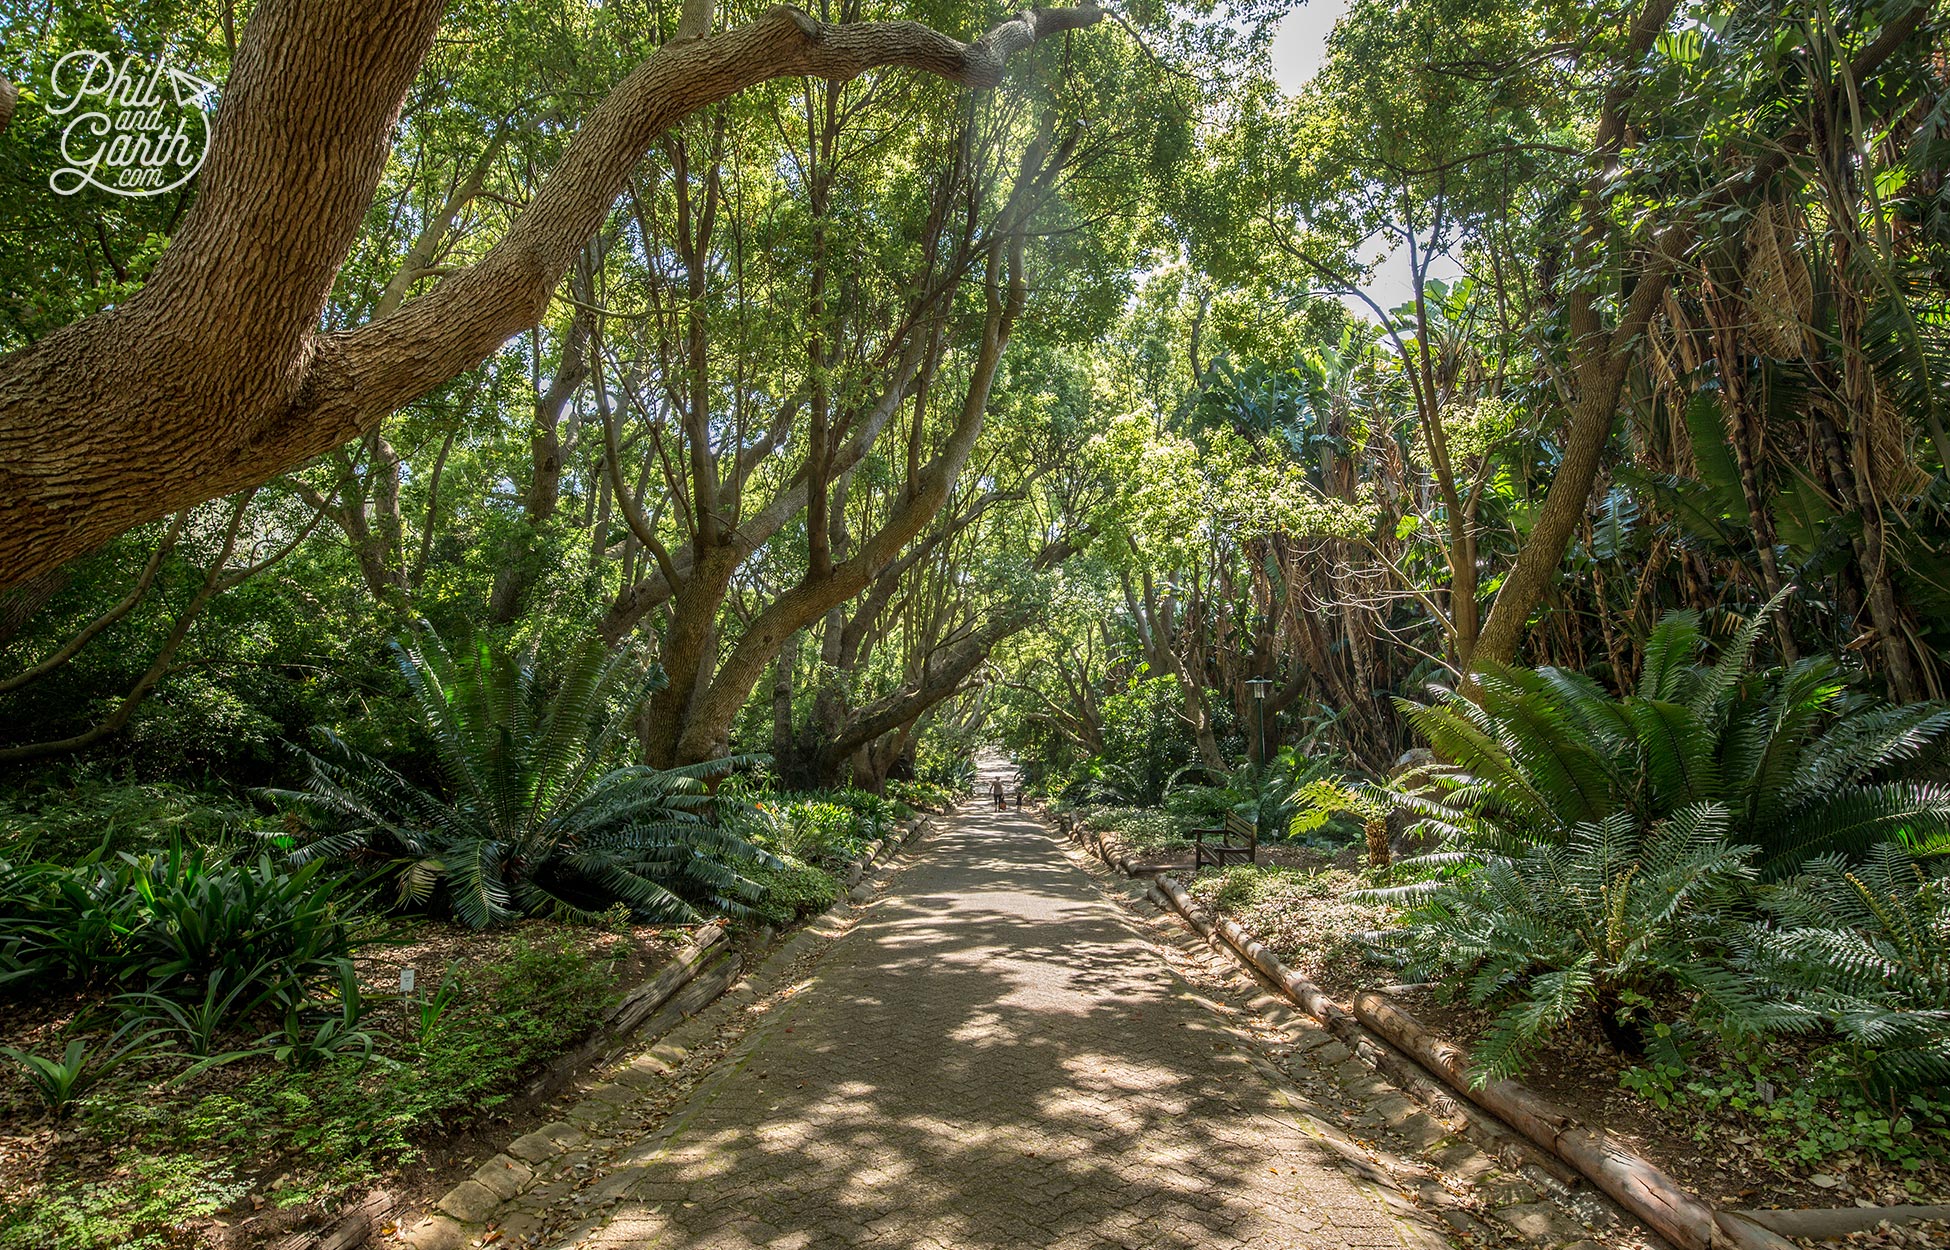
[1164,748,1346,842]
[7,937,590,1250]
[744,857,840,928]
[1736,843,1950,1095]
[885,779,957,812]
[1074,806,1187,856]
[0,771,255,862]
[759,798,870,869]
[0,1147,250,1250]
[1374,806,1764,1083]
[812,788,905,837]
[1620,1037,1950,1173]
[0,848,359,1005]
[1393,600,1950,874]
[272,630,768,928]
[1184,863,1399,988]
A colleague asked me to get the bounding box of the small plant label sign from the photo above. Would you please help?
[400,967,416,995]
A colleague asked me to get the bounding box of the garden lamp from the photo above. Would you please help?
[1245,677,1272,765]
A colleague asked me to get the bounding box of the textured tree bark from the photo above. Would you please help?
[1470,235,1682,668]
[0,0,1103,588]
[1126,571,1225,770]
[1468,0,1684,670]
[1701,268,1797,661]
[1469,0,1925,669]
[488,312,592,623]
[770,630,801,762]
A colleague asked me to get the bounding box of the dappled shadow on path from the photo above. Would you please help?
[587,807,1418,1250]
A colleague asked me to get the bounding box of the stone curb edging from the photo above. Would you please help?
[351,813,934,1250]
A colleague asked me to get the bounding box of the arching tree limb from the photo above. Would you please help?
[0,0,1104,588]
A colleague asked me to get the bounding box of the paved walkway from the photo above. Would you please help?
[561,793,1441,1249]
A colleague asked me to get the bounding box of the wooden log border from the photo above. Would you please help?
[1053,812,1916,1250]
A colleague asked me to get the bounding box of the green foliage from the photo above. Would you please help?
[1059,672,1197,808]
[1735,843,1950,1095]
[0,932,617,1250]
[405,966,464,1048]
[884,779,958,812]
[1073,806,1188,856]
[0,772,256,862]
[1378,806,1768,1082]
[115,971,280,1060]
[746,789,904,871]
[743,857,841,929]
[808,789,906,841]
[273,630,769,927]
[0,1022,164,1118]
[1184,862,1402,992]
[258,962,382,1071]
[1290,777,1391,835]
[0,1147,250,1250]
[1167,748,1345,842]
[1620,1038,1950,1172]
[0,848,358,1003]
[1399,601,1950,875]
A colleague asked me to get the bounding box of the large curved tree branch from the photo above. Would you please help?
[0,0,1103,589]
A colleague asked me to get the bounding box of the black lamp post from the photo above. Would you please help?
[1245,677,1273,767]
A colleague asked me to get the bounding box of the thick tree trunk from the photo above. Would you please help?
[489,316,591,623]
[0,0,1103,589]
[771,630,800,763]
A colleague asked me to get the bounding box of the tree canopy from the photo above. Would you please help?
[0,0,1943,790]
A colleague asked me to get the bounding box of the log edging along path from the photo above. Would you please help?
[343,813,935,1250]
[1062,815,1947,1250]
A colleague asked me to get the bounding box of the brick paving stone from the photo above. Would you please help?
[557,795,1444,1250]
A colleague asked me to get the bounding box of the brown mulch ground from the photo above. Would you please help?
[1385,989,1950,1213]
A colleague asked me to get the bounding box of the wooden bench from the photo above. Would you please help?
[1193,811,1258,868]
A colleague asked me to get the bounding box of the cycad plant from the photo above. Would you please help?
[1736,843,1950,1095]
[1167,748,1335,841]
[270,630,768,929]
[1402,594,1950,875]
[1383,805,1767,1081]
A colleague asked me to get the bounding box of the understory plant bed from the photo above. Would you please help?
[1182,860,1950,1233]
[1068,805,1192,861]
[0,917,691,1250]
[1183,860,1393,999]
[1393,987,1950,1214]
[1074,805,1362,874]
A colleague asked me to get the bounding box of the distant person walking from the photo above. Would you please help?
[990,778,1005,810]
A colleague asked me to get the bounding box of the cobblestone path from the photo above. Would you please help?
[559,796,1446,1249]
